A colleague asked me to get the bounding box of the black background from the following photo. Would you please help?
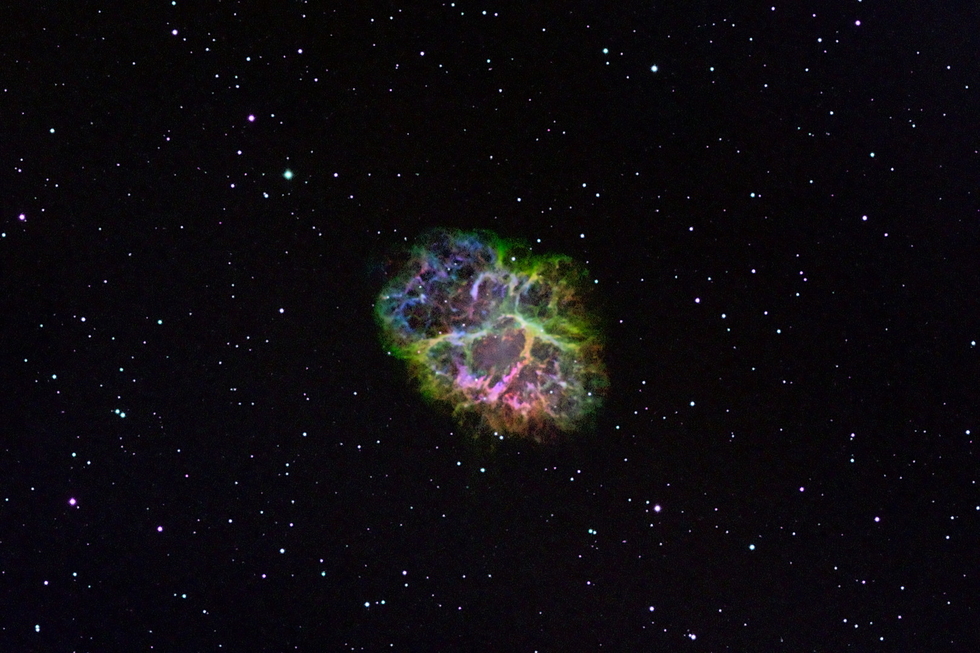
[2,1,978,650]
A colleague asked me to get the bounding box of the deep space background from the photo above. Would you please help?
[3,1,979,651]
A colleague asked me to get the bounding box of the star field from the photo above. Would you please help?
[2,1,979,650]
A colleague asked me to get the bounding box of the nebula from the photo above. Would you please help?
[374,229,608,442]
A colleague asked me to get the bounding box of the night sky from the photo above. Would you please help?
[4,1,979,651]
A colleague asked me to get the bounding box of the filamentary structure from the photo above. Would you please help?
[374,229,608,442]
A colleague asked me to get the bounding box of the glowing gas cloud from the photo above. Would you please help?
[374,229,608,442]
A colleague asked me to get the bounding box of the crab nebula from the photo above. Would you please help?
[374,229,608,442]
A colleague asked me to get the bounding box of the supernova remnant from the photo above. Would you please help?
[374,229,608,442]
